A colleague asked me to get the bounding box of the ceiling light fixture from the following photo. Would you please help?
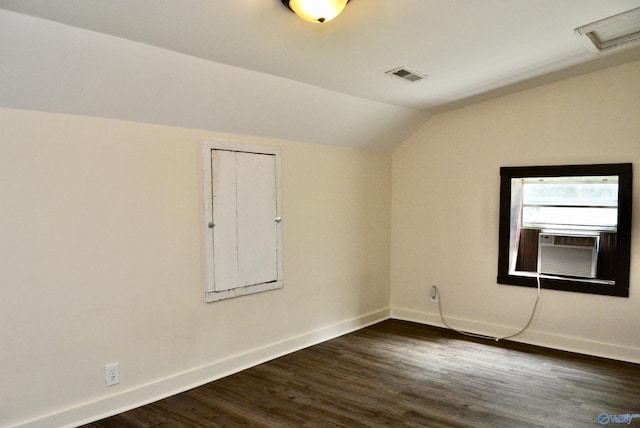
[281,0,349,24]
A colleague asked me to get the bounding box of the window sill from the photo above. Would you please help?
[497,274,628,297]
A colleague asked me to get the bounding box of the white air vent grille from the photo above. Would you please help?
[575,7,640,54]
[385,67,427,82]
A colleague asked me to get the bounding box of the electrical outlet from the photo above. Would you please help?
[429,286,438,303]
[105,362,119,387]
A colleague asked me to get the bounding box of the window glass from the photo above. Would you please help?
[521,177,618,230]
[522,206,618,229]
[522,179,618,205]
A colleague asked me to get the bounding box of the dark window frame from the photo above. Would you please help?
[497,163,632,297]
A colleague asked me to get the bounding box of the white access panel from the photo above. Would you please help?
[210,149,240,291]
[236,152,278,287]
[202,141,283,302]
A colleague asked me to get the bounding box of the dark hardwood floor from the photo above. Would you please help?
[82,320,640,427]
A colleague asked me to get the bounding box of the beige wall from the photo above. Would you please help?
[2,19,639,426]
[391,60,640,362]
[0,109,391,427]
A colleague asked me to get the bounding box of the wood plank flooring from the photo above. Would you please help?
[82,320,640,427]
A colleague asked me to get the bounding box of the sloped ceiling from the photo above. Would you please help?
[1,1,640,151]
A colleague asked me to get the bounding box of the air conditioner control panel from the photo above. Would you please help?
[540,234,597,247]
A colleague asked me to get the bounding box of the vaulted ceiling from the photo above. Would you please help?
[2,1,640,151]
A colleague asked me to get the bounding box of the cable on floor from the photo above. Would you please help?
[435,275,541,342]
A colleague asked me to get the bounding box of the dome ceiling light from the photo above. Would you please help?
[281,0,350,24]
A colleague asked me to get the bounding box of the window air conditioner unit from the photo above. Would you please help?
[537,233,599,278]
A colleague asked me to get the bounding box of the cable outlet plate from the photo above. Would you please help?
[105,362,119,387]
[429,286,438,303]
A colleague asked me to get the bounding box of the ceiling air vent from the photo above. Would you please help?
[575,7,640,54]
[385,67,427,82]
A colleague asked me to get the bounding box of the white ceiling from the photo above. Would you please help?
[2,0,640,150]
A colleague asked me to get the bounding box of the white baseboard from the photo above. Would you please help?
[13,308,390,428]
[391,307,640,364]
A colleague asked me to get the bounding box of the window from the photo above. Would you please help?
[202,141,283,302]
[497,163,632,297]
